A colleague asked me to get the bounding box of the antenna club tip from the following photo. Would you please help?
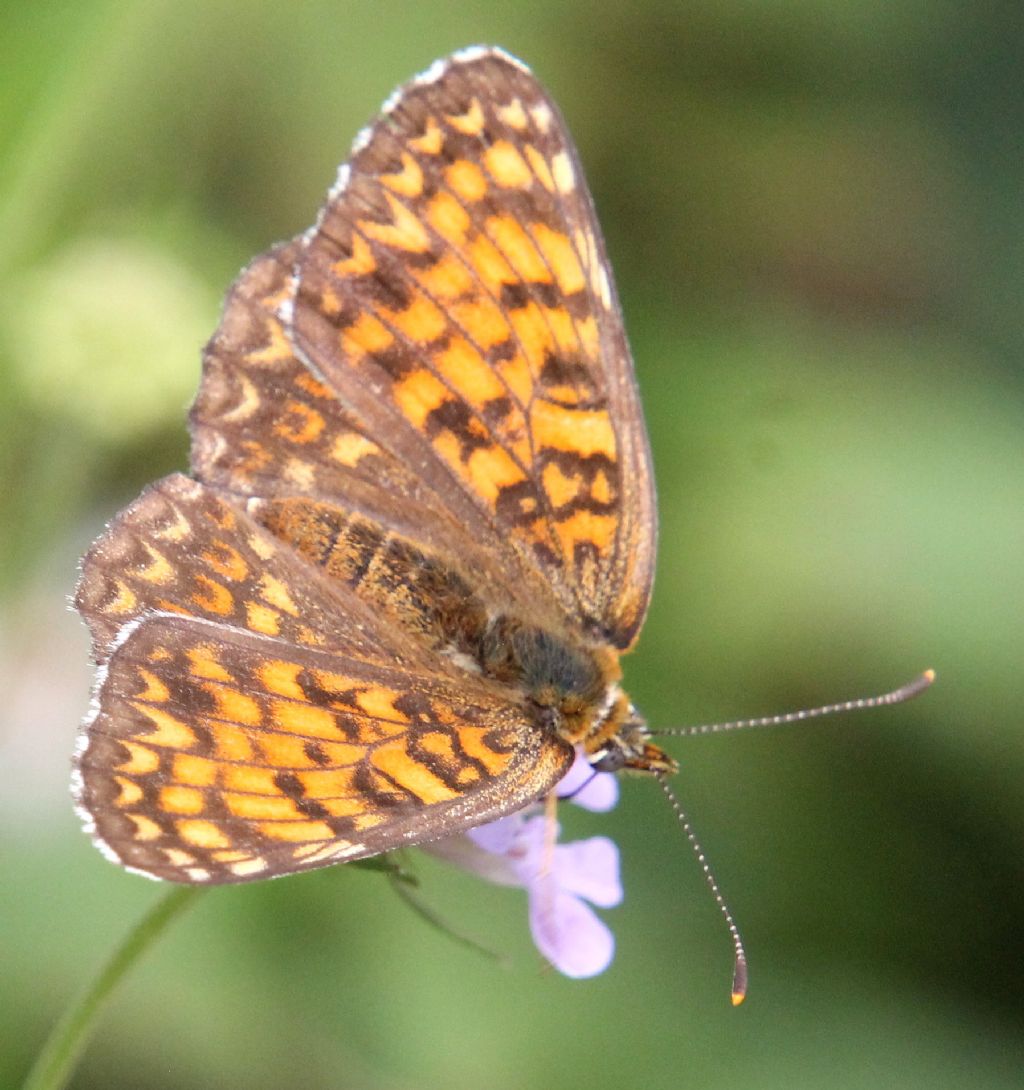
[922,668,936,683]
[731,957,748,1006]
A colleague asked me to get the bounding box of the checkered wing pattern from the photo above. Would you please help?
[75,476,571,883]
[75,47,653,884]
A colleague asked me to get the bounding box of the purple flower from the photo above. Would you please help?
[425,752,622,978]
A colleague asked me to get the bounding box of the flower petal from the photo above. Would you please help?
[466,815,522,855]
[528,875,616,978]
[552,835,622,908]
[557,752,619,812]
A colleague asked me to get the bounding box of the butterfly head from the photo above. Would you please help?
[585,692,679,777]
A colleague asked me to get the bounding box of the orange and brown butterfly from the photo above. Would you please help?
[73,46,674,894]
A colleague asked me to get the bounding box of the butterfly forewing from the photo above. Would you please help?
[292,48,655,648]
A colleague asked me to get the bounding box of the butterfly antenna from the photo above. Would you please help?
[651,669,935,739]
[657,774,748,1006]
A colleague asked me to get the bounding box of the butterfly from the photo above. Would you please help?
[72,45,673,887]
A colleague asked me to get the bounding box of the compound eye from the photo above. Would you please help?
[590,748,625,773]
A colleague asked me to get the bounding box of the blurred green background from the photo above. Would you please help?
[2,2,1022,1088]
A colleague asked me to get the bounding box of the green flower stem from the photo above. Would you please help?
[22,886,204,1090]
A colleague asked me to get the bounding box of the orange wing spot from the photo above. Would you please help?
[225,792,301,821]
[353,812,385,831]
[205,684,263,727]
[532,400,616,459]
[408,115,444,155]
[544,304,579,354]
[259,819,336,842]
[426,190,471,245]
[342,310,394,355]
[484,140,533,188]
[202,541,249,582]
[355,685,407,723]
[533,222,585,294]
[103,579,137,616]
[186,644,234,683]
[487,214,552,283]
[361,192,431,253]
[496,98,528,130]
[591,468,614,505]
[319,283,344,318]
[258,573,300,615]
[393,367,449,429]
[446,96,485,135]
[154,599,192,616]
[212,848,252,863]
[160,785,205,815]
[371,741,460,802]
[136,543,174,585]
[577,314,600,356]
[554,508,617,557]
[457,727,516,775]
[445,158,488,202]
[320,797,369,818]
[223,765,280,795]
[381,151,425,197]
[210,722,256,762]
[178,819,231,849]
[456,766,481,786]
[126,813,162,841]
[524,144,555,191]
[173,753,220,787]
[542,460,583,508]
[450,296,512,350]
[190,573,234,615]
[116,741,160,774]
[496,351,535,405]
[113,776,143,806]
[383,292,447,344]
[203,501,237,533]
[133,704,197,749]
[434,335,507,407]
[331,432,379,467]
[246,322,293,365]
[417,730,457,760]
[465,443,528,503]
[257,731,354,768]
[294,372,333,400]
[245,601,281,636]
[466,232,516,294]
[317,738,367,765]
[270,698,345,741]
[134,667,171,704]
[414,250,475,300]
[275,401,325,444]
[297,767,358,798]
[508,300,554,373]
